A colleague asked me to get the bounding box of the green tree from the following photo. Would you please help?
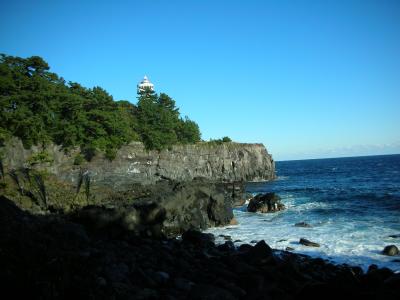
[177,117,201,144]
[0,54,203,158]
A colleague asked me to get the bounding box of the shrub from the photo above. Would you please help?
[73,153,84,165]
[26,151,53,166]
[105,148,117,161]
[206,137,233,145]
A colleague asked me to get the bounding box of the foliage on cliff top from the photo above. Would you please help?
[203,136,232,146]
[0,54,201,156]
[136,89,201,150]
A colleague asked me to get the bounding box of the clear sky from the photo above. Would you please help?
[1,0,399,160]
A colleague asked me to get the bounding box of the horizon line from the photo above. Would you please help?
[276,152,400,162]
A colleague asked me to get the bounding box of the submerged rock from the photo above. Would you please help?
[299,238,320,247]
[388,234,400,239]
[382,245,399,256]
[295,222,312,228]
[219,234,232,241]
[247,192,285,213]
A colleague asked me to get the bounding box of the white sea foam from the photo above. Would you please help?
[205,200,400,272]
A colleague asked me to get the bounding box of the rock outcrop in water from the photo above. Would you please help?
[247,192,285,213]
[295,222,312,228]
[299,238,320,247]
[382,245,399,256]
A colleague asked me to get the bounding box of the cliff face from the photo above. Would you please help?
[2,139,275,190]
[1,139,275,233]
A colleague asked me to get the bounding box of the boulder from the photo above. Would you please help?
[247,193,285,213]
[218,241,236,252]
[367,264,378,273]
[299,238,320,247]
[182,230,215,248]
[160,179,234,235]
[218,234,232,241]
[382,245,399,256]
[363,267,394,287]
[243,240,274,264]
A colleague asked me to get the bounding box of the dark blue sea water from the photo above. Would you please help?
[207,154,400,271]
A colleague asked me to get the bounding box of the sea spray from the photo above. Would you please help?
[206,154,400,272]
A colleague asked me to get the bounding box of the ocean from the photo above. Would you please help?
[206,154,400,272]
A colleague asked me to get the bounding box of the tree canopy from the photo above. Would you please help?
[0,54,201,159]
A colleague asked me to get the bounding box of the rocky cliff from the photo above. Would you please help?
[2,139,275,189]
[1,139,275,233]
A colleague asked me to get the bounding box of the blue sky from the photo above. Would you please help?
[1,0,399,160]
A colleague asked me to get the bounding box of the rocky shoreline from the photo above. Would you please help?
[2,140,400,299]
[1,195,399,300]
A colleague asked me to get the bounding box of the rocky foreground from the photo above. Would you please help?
[1,196,399,300]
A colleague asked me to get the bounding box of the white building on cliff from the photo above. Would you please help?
[137,75,154,93]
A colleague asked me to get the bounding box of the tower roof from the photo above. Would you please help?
[138,75,154,92]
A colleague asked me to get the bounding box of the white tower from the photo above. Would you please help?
[137,75,154,93]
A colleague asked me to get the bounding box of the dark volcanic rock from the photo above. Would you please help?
[1,195,400,300]
[388,234,400,239]
[299,238,320,247]
[218,241,236,252]
[174,277,194,291]
[384,273,400,289]
[1,138,276,221]
[189,284,236,300]
[160,179,235,235]
[219,234,232,241]
[295,222,312,228]
[69,179,235,236]
[225,183,247,208]
[382,245,399,256]
[232,191,253,208]
[242,240,274,265]
[247,192,285,213]
[182,230,215,248]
